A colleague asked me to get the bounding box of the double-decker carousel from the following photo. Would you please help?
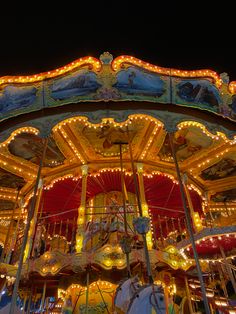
[0,52,236,313]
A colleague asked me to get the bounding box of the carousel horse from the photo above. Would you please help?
[82,215,133,252]
[114,276,141,313]
[127,284,166,314]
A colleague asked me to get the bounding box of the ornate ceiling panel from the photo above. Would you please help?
[8,133,65,167]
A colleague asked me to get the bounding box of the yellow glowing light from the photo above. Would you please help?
[112,55,222,87]
[0,57,101,87]
[104,259,112,267]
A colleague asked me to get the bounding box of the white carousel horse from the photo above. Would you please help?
[82,217,133,251]
[114,276,141,313]
[127,284,166,314]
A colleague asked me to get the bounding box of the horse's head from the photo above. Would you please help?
[149,285,166,311]
[127,284,166,314]
[130,275,142,294]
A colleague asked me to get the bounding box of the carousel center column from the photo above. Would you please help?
[136,163,153,250]
[76,165,88,252]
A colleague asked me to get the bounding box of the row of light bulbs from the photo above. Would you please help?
[2,54,236,95]
[112,55,222,87]
[0,56,101,86]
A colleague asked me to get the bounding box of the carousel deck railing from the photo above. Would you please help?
[6,208,236,266]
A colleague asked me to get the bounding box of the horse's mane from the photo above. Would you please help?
[113,277,130,303]
[127,284,149,312]
[114,276,140,304]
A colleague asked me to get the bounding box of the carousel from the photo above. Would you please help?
[0,52,236,313]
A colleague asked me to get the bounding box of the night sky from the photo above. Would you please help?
[0,1,235,80]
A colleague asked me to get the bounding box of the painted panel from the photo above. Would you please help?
[50,69,101,100]
[114,66,165,97]
[159,126,213,162]
[201,154,236,180]
[0,199,15,210]
[0,168,25,188]
[211,188,236,202]
[0,85,37,116]
[8,133,65,167]
[175,78,221,112]
[77,120,147,158]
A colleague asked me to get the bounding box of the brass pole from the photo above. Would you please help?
[157,214,164,247]
[85,270,90,314]
[168,133,210,314]
[177,218,183,241]
[219,244,236,294]
[22,292,27,313]
[184,277,194,314]
[28,181,44,260]
[217,262,229,301]
[9,137,48,314]
[44,223,50,253]
[53,221,56,237]
[119,143,131,278]
[9,199,24,263]
[64,218,69,253]
[0,188,20,262]
[96,281,110,314]
[76,165,88,252]
[40,281,47,313]
[165,216,169,236]
[58,220,62,249]
[26,290,32,314]
[126,127,153,283]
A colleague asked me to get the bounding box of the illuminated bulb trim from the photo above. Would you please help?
[0,127,39,147]
[112,55,222,87]
[0,57,101,86]
[178,121,229,141]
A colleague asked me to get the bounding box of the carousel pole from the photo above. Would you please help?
[182,174,203,233]
[219,244,236,294]
[40,281,47,313]
[85,269,90,314]
[9,198,24,263]
[64,218,69,252]
[58,220,62,249]
[76,165,88,252]
[22,292,27,313]
[27,179,44,260]
[9,136,48,314]
[95,281,110,314]
[165,216,169,236]
[44,223,50,253]
[168,132,211,314]
[217,262,229,301]
[136,163,153,249]
[184,277,194,314]
[157,214,164,247]
[126,127,153,284]
[26,289,32,314]
[0,188,20,262]
[72,287,82,313]
[118,143,131,278]
[177,218,183,241]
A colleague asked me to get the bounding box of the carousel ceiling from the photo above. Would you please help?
[0,115,235,218]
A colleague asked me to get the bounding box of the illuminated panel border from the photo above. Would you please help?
[112,55,223,88]
[0,57,101,86]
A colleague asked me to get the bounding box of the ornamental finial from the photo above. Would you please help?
[99,52,113,64]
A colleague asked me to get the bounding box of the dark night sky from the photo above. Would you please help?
[0,1,235,80]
